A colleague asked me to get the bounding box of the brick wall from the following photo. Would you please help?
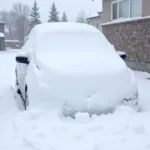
[102,18,150,63]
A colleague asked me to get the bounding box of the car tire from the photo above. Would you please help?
[24,85,29,110]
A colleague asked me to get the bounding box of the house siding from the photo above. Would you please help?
[0,23,5,51]
[87,17,102,30]
[5,41,22,49]
[102,0,112,23]
[0,38,5,50]
[142,0,150,17]
[0,23,4,33]
[102,18,150,71]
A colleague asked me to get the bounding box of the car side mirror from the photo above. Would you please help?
[16,55,29,64]
[117,51,127,60]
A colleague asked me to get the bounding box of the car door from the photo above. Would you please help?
[16,52,29,97]
[16,35,35,98]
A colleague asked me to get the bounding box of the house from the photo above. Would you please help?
[87,12,102,30]
[0,22,5,51]
[5,40,22,50]
[101,0,150,72]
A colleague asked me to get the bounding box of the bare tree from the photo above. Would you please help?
[0,11,16,39]
[12,3,30,44]
[76,10,87,23]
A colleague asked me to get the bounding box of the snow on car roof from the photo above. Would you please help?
[33,22,100,34]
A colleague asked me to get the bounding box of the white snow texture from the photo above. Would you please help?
[0,51,150,150]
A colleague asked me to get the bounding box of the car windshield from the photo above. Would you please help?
[36,32,111,52]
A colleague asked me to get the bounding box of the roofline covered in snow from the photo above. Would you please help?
[0,21,5,24]
[87,11,102,19]
[101,16,150,26]
[0,33,5,37]
[5,40,21,43]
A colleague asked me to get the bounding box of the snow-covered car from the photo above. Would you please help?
[15,22,138,115]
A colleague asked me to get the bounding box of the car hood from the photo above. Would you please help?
[29,51,137,114]
[35,51,127,75]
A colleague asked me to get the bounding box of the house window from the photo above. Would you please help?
[111,0,142,20]
[119,0,129,18]
[112,2,118,20]
[130,0,142,17]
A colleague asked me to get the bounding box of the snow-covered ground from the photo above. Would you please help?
[0,51,150,150]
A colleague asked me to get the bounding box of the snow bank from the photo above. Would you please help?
[0,52,20,118]
[0,107,150,150]
[135,71,150,111]
[0,52,18,87]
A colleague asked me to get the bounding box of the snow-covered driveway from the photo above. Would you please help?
[0,51,150,150]
[0,51,19,115]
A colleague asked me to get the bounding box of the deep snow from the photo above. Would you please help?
[0,51,150,150]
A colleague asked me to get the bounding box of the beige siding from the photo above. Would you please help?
[102,0,116,23]
[87,17,102,30]
[142,0,150,17]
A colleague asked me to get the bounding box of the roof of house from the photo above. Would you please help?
[0,33,5,37]
[5,40,20,43]
[87,12,102,19]
[0,21,5,24]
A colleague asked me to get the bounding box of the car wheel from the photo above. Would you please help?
[24,85,29,110]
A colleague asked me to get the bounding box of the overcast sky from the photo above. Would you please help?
[0,0,102,22]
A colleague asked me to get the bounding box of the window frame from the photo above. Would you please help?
[111,0,142,21]
[111,1,119,20]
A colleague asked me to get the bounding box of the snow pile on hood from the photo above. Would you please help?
[35,51,126,74]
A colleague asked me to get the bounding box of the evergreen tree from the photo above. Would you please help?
[48,2,59,22]
[61,12,68,22]
[29,0,41,32]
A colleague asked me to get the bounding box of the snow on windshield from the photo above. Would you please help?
[36,32,112,52]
